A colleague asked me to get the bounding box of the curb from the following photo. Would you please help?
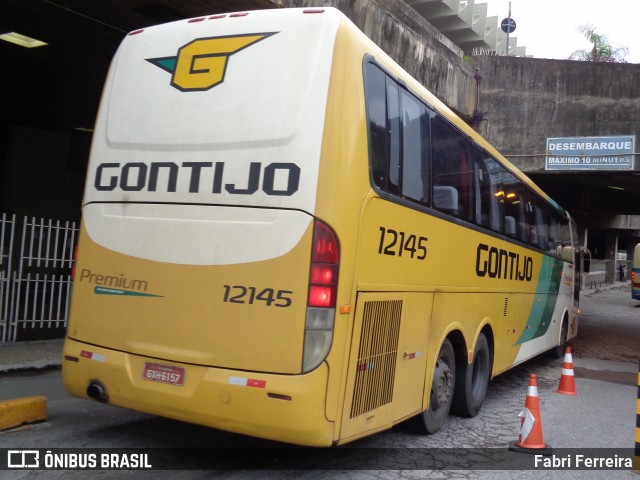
[0,396,47,431]
[0,362,62,374]
[581,282,630,297]
[0,339,64,373]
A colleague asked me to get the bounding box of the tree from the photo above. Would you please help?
[569,24,628,62]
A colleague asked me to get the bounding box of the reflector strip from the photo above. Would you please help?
[518,408,535,441]
[80,350,105,362]
[228,376,266,388]
[357,361,375,372]
[403,352,422,360]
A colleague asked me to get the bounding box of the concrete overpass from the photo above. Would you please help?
[405,0,527,56]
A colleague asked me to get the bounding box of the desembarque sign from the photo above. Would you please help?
[545,135,635,170]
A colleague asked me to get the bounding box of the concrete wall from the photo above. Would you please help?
[472,56,640,171]
[272,0,477,116]
[473,55,640,264]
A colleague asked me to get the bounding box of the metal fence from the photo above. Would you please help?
[0,213,77,342]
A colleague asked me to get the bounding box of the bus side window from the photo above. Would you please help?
[534,202,549,249]
[431,115,473,220]
[364,62,402,196]
[523,198,535,245]
[548,214,563,255]
[500,171,527,241]
[364,64,389,191]
[400,90,430,205]
[475,155,502,232]
[386,78,400,194]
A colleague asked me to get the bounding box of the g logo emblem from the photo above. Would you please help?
[147,33,277,92]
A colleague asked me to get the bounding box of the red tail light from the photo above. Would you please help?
[308,220,339,308]
[310,264,338,284]
[311,221,339,263]
[308,286,334,308]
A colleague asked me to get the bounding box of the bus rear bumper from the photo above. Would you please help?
[62,337,335,447]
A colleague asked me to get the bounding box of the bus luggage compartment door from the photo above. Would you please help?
[340,292,431,442]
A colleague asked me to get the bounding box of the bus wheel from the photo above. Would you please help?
[548,316,568,359]
[410,339,455,434]
[452,333,490,417]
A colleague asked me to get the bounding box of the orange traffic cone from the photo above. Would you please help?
[509,374,552,454]
[556,346,578,395]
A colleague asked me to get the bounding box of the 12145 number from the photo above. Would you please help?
[223,285,293,307]
[378,227,428,260]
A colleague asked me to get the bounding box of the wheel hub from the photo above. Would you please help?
[431,359,452,410]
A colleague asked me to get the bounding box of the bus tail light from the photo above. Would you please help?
[303,220,339,373]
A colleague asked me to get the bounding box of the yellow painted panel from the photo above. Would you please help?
[339,292,432,441]
[62,338,335,446]
[68,220,313,374]
[392,293,432,421]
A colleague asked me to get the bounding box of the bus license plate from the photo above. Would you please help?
[143,362,185,386]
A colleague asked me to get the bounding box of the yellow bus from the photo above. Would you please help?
[63,7,580,446]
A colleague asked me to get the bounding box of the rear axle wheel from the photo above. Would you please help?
[452,333,491,417]
[410,338,455,434]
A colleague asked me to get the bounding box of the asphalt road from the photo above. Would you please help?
[0,285,638,479]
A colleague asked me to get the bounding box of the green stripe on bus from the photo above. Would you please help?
[94,287,163,298]
[515,256,563,345]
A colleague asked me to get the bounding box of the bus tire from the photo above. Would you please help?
[410,338,455,434]
[452,333,490,417]
[548,315,568,359]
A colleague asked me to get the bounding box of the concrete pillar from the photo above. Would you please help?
[605,232,618,282]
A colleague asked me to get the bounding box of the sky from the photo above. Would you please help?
[483,0,640,63]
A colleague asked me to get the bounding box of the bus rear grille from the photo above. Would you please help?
[350,299,402,418]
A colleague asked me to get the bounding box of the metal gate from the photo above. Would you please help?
[0,213,77,342]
